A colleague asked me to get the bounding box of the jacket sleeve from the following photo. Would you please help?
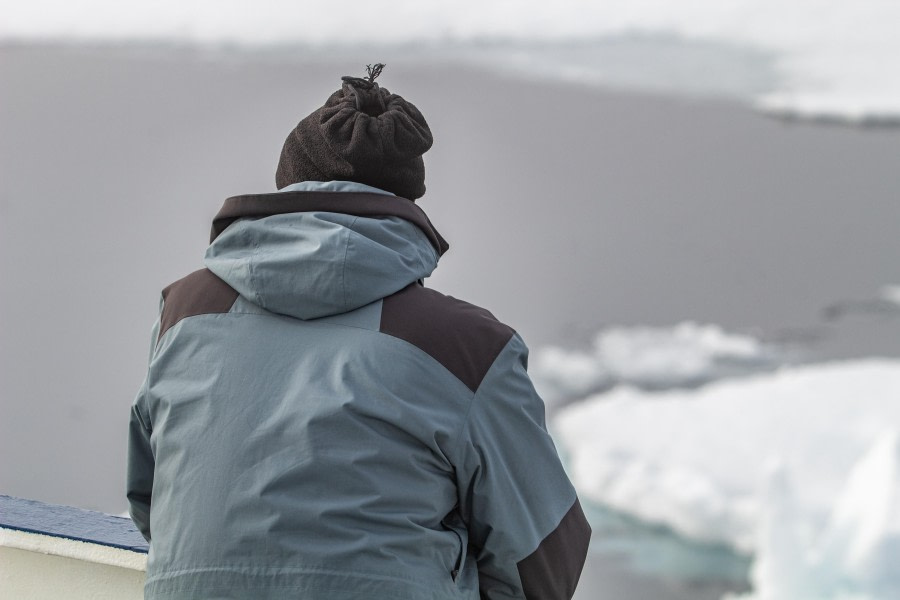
[455,333,591,600]
[126,301,162,542]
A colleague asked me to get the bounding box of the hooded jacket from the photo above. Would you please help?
[127,182,591,600]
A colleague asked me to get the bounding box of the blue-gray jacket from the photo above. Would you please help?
[127,182,590,599]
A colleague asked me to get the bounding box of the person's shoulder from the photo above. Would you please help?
[379,284,516,392]
[158,269,239,342]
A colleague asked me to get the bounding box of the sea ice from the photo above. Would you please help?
[532,322,781,408]
[728,432,900,600]
[3,0,899,123]
[553,360,900,600]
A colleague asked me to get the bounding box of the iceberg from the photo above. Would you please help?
[554,360,900,599]
[728,432,900,600]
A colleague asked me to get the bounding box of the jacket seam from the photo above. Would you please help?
[154,296,240,350]
[375,329,477,396]
[232,309,385,335]
[246,222,263,306]
[155,306,388,340]
[145,564,441,588]
[407,220,438,268]
[450,335,517,461]
[132,396,152,433]
[140,298,165,428]
[340,217,360,312]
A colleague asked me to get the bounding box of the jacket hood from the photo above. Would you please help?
[203,191,447,320]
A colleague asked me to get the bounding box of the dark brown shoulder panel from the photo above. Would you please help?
[379,284,515,393]
[158,269,239,342]
[516,498,591,600]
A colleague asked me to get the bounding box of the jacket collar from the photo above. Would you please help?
[210,191,449,256]
[277,180,395,196]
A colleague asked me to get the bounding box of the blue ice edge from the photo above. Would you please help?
[552,432,751,588]
[581,499,751,584]
[0,495,149,554]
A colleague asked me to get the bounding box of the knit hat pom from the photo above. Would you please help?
[340,63,388,116]
[276,64,433,200]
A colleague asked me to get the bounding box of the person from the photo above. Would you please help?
[126,64,591,600]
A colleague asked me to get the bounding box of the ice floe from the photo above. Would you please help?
[532,322,782,407]
[554,360,900,600]
[4,0,900,123]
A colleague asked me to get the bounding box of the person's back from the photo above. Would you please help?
[127,66,590,600]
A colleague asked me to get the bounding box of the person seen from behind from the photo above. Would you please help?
[127,63,591,600]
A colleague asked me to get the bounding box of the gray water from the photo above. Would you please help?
[2,43,900,598]
[573,501,752,600]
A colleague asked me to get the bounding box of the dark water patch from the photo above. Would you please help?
[576,500,751,600]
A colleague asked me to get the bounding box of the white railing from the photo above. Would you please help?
[0,495,147,599]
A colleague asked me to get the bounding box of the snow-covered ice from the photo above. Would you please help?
[554,359,900,600]
[532,322,782,407]
[3,0,900,123]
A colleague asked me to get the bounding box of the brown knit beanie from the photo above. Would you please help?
[275,64,433,200]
